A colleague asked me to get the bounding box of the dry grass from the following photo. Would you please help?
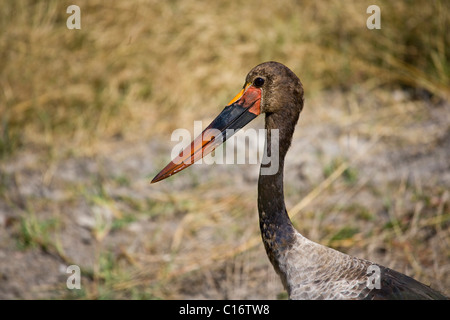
[0,0,449,299]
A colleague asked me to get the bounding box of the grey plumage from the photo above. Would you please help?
[272,231,446,299]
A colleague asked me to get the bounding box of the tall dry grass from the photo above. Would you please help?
[0,0,448,158]
[0,0,448,299]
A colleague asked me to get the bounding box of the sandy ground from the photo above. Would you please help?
[0,88,449,299]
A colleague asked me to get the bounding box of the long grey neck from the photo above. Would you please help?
[257,111,298,275]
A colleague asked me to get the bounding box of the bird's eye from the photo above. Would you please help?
[253,77,265,87]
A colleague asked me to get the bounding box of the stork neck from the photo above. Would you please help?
[257,111,297,265]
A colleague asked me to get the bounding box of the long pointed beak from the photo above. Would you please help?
[151,83,261,183]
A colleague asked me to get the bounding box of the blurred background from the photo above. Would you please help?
[0,0,449,299]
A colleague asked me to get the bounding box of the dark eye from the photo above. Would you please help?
[253,77,265,87]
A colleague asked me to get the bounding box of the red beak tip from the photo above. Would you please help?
[150,174,163,184]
